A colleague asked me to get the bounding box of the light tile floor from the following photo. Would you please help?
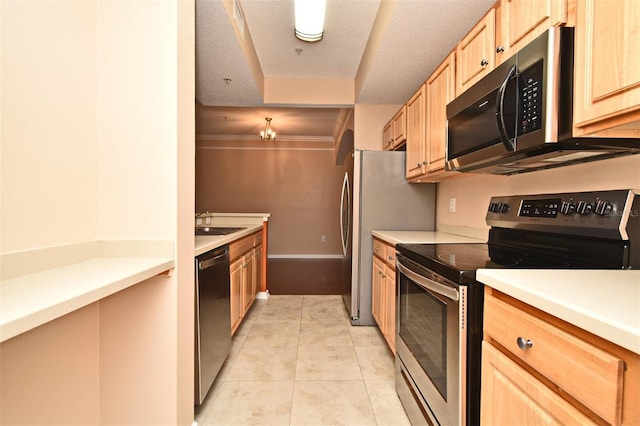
[194,295,411,426]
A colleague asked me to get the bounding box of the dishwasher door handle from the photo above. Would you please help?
[199,250,229,270]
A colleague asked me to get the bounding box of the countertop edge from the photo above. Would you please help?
[372,230,486,246]
[194,224,264,256]
[1,240,175,343]
[477,269,640,355]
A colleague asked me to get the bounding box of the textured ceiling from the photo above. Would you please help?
[195,0,495,140]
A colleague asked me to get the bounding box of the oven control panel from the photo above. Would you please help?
[485,189,639,239]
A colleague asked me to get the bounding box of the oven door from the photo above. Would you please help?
[396,255,465,426]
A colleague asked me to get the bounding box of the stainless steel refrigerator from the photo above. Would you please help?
[341,150,436,326]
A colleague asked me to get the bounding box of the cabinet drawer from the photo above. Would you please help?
[373,239,396,267]
[384,247,396,268]
[373,239,387,259]
[254,230,263,246]
[484,292,624,425]
[229,235,254,261]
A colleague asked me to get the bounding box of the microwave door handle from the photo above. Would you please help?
[496,64,517,152]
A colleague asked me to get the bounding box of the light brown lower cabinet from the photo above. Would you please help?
[229,231,262,335]
[482,288,639,425]
[372,238,396,353]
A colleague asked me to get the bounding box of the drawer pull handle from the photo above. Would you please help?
[516,337,533,350]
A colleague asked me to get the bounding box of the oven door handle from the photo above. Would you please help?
[397,260,459,302]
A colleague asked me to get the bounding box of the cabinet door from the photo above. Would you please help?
[382,121,394,151]
[405,85,426,179]
[426,52,456,174]
[230,258,243,335]
[242,252,254,316]
[254,246,262,297]
[384,267,396,353]
[372,256,385,329]
[498,0,567,64]
[456,8,496,96]
[392,106,407,148]
[481,342,597,425]
[573,0,640,136]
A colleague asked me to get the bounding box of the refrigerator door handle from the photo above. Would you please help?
[340,172,351,257]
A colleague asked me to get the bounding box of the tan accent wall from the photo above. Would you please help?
[196,140,352,256]
[436,154,640,230]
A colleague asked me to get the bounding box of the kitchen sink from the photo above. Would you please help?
[195,226,247,236]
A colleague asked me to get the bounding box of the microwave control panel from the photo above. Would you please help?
[518,60,544,136]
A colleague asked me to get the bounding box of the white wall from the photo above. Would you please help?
[96,2,178,240]
[1,1,99,252]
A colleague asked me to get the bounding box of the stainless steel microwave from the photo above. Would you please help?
[446,27,639,175]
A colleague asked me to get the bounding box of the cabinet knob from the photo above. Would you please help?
[516,336,533,350]
[496,45,505,53]
[422,160,427,165]
[480,59,489,67]
[388,255,394,262]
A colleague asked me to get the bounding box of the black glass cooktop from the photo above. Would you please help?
[396,242,620,284]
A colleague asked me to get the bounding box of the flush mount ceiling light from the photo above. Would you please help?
[294,0,326,42]
[260,117,276,140]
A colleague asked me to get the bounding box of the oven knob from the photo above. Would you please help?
[595,200,613,216]
[497,202,510,213]
[577,200,594,215]
[560,201,576,215]
[488,203,497,212]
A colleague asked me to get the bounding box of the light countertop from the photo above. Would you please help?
[1,240,174,343]
[477,269,640,355]
[372,230,486,245]
[194,224,264,256]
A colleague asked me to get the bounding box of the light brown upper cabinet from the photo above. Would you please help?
[456,8,496,96]
[392,106,407,149]
[409,51,458,183]
[383,106,407,150]
[496,0,569,65]
[382,121,393,151]
[405,85,426,179]
[426,52,456,175]
[573,0,640,137]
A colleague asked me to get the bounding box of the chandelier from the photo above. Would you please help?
[260,117,276,141]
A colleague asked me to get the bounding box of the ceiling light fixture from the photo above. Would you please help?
[260,117,276,141]
[294,0,326,42]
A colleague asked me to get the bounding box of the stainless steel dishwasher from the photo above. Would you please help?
[195,244,231,405]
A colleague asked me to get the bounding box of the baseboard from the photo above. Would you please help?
[256,290,270,300]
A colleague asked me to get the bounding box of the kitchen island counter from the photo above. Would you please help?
[477,269,640,355]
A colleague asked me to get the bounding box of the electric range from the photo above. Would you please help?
[395,189,639,426]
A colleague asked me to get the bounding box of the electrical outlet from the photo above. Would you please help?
[321,235,327,242]
[449,197,456,213]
